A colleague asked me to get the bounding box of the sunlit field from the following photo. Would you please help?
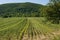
[0,17,60,40]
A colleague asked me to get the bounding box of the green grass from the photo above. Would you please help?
[0,17,60,40]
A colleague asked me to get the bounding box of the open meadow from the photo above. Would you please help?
[0,17,60,40]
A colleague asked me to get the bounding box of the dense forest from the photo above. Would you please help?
[0,2,43,17]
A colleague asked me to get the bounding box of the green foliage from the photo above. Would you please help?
[0,1,60,24]
[46,0,60,24]
[0,2,43,17]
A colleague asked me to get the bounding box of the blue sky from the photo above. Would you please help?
[0,0,49,5]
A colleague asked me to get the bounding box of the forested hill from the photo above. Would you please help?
[0,2,43,17]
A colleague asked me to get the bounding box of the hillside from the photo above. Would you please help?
[0,2,43,17]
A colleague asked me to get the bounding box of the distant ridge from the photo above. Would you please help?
[0,2,43,17]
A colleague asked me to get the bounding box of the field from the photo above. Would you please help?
[0,17,60,40]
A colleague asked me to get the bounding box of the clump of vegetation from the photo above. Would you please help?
[46,0,60,24]
[0,2,43,17]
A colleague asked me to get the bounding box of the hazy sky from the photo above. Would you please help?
[0,0,49,5]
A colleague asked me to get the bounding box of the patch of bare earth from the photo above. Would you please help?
[21,30,60,40]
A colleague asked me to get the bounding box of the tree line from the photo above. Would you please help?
[0,2,42,17]
[0,0,60,24]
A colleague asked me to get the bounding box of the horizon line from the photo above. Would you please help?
[0,2,47,5]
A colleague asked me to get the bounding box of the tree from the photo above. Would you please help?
[46,0,60,24]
